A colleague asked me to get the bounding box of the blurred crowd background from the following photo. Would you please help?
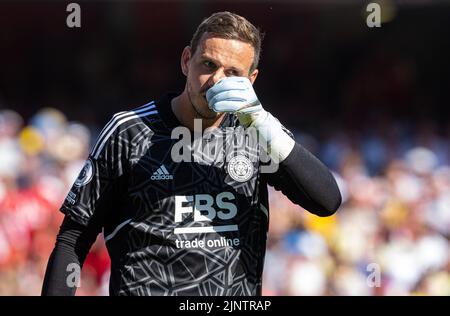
[0,1,449,295]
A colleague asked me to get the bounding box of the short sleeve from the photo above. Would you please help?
[60,115,132,226]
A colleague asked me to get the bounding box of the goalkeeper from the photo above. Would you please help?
[42,11,341,296]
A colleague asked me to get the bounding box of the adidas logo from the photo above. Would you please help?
[151,164,173,180]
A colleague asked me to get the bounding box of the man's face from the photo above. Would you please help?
[181,33,258,119]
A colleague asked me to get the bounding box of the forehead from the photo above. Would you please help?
[195,33,255,71]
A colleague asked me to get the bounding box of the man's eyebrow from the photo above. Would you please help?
[200,54,219,63]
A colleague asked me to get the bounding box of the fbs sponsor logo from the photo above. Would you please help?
[174,192,238,234]
[151,164,173,180]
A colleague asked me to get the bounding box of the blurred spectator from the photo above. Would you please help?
[0,108,108,295]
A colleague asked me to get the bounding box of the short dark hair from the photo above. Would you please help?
[190,11,264,72]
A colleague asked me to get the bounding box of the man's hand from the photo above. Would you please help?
[206,76,262,115]
[206,76,266,129]
[206,76,295,162]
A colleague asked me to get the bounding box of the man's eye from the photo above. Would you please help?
[226,70,240,76]
[204,61,216,69]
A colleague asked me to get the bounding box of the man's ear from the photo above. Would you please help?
[249,69,259,84]
[181,46,192,77]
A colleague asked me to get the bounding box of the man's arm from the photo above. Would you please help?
[42,216,101,296]
[41,108,141,295]
[264,141,341,216]
[206,77,342,216]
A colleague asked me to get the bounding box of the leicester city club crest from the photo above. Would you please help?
[227,155,254,182]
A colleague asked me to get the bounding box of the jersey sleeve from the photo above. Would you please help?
[262,126,342,216]
[60,114,133,226]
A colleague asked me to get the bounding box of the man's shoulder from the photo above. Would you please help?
[91,101,161,158]
[110,100,159,128]
[103,100,167,136]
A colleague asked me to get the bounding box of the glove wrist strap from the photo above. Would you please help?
[244,110,295,163]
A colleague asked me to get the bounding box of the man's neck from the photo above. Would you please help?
[171,91,225,131]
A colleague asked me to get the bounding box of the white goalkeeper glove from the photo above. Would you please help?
[206,76,295,162]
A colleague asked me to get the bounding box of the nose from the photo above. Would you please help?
[208,68,226,87]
